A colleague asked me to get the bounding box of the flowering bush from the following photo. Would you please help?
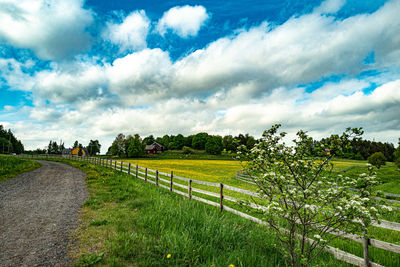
[238,125,388,267]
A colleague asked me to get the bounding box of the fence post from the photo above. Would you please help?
[363,232,371,267]
[170,171,173,191]
[188,179,192,200]
[114,161,116,170]
[220,183,224,212]
[128,163,131,175]
[136,165,138,178]
[145,168,147,181]
[156,170,159,186]
[120,161,123,172]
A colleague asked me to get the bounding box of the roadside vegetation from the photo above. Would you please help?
[0,155,41,183]
[38,158,349,267]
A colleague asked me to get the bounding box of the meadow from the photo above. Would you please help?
[0,155,41,183]
[15,155,400,266]
[51,159,351,267]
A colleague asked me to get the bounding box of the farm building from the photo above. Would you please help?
[145,142,164,154]
[62,147,88,156]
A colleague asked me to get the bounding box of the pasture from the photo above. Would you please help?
[0,155,41,183]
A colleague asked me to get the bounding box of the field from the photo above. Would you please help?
[0,155,41,183]
[21,155,400,266]
[52,158,350,267]
[120,158,400,191]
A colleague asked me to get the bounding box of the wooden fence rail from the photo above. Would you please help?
[19,154,400,266]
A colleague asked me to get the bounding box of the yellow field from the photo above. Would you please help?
[119,158,368,186]
[121,159,244,183]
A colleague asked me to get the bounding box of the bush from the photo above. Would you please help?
[368,152,386,169]
[395,158,400,170]
[182,146,193,154]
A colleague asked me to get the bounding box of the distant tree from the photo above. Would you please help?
[127,135,144,158]
[52,141,59,154]
[73,140,79,149]
[78,143,83,156]
[161,135,170,149]
[109,133,126,157]
[205,136,223,155]
[0,137,12,154]
[174,134,185,150]
[143,135,155,145]
[87,140,101,156]
[368,152,386,169]
[185,135,194,148]
[223,135,236,152]
[192,133,209,150]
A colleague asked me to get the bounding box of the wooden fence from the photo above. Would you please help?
[21,154,400,266]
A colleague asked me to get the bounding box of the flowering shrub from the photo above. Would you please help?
[238,125,389,267]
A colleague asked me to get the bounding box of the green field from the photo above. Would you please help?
[46,158,350,267]
[0,155,41,183]
[26,156,400,266]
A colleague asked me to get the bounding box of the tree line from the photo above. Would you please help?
[0,125,24,154]
[106,132,258,157]
[107,128,400,161]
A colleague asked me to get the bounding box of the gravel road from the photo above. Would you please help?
[0,160,88,267]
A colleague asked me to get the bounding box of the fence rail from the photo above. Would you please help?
[20,154,400,266]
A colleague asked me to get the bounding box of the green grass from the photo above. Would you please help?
[0,155,41,183]
[38,158,350,267]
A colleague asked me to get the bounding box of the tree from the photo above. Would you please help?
[174,134,185,150]
[223,135,236,152]
[77,143,83,156]
[73,140,79,149]
[0,137,12,154]
[205,136,223,155]
[109,133,126,157]
[143,135,155,145]
[238,125,388,267]
[127,135,144,158]
[192,133,209,150]
[87,140,101,156]
[368,152,386,169]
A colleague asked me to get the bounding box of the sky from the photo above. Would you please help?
[0,0,399,153]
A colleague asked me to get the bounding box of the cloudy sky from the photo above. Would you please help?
[0,0,399,152]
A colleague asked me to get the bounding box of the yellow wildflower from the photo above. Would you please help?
[229,264,235,267]
[167,254,171,259]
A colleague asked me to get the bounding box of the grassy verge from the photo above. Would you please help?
[41,158,349,267]
[0,155,41,183]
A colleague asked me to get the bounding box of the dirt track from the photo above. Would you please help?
[0,160,88,267]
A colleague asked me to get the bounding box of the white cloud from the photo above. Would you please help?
[103,10,150,52]
[0,0,93,60]
[106,48,172,105]
[314,0,346,14]
[33,61,107,104]
[156,5,209,38]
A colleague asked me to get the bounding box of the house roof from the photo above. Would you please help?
[145,142,163,151]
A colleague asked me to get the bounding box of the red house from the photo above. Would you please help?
[145,142,164,154]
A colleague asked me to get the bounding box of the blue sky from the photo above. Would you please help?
[0,0,399,152]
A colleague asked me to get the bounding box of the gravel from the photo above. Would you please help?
[0,160,88,267]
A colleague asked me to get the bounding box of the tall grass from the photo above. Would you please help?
[49,159,351,267]
[0,155,41,183]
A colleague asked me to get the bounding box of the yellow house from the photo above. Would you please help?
[69,147,88,156]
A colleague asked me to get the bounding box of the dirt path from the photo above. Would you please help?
[0,160,88,267]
